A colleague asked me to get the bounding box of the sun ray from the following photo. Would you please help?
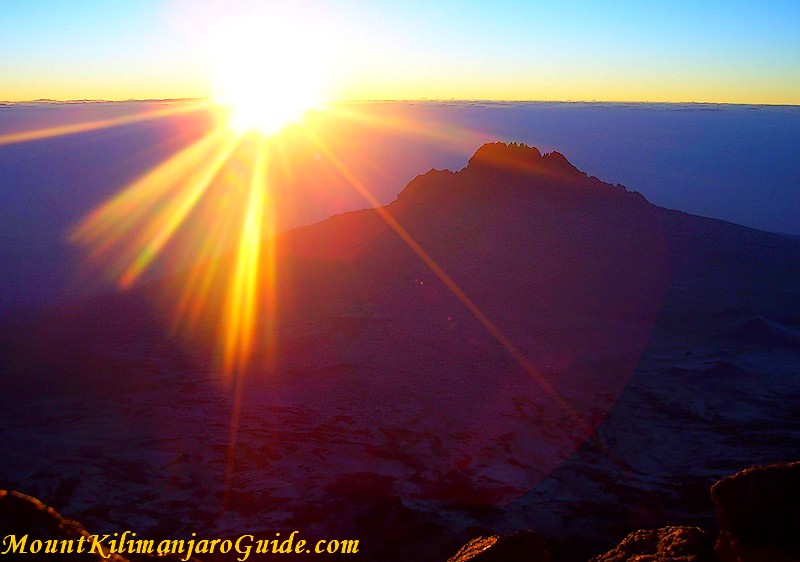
[0,101,210,147]
[324,103,491,155]
[322,104,579,184]
[274,134,296,187]
[303,128,586,424]
[71,128,226,248]
[71,127,241,289]
[222,136,268,375]
[164,143,257,337]
[170,225,236,336]
[117,136,241,288]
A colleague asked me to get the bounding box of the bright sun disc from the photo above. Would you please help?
[217,69,320,136]
[209,17,328,136]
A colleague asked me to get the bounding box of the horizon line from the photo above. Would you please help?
[2,97,799,108]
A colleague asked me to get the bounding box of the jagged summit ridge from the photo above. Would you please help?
[465,142,627,190]
[394,141,642,207]
[467,141,579,176]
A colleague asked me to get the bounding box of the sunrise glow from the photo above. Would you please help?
[3,2,800,556]
[208,15,330,136]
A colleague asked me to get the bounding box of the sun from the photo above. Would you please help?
[208,17,329,136]
[215,60,322,136]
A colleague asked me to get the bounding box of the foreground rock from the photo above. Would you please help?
[0,490,198,561]
[5,462,800,561]
[588,526,716,562]
[446,461,800,562]
[711,461,800,562]
[0,489,124,561]
[447,530,550,561]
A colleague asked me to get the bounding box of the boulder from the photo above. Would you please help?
[0,489,121,561]
[588,526,716,561]
[711,461,800,562]
[447,529,550,561]
[0,489,200,562]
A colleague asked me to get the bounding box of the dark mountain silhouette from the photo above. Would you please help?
[1,143,799,561]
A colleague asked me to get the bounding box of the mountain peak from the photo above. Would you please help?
[466,141,585,180]
[394,142,640,208]
[468,141,542,167]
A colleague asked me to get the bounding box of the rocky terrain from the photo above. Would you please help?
[3,462,799,561]
[2,143,799,561]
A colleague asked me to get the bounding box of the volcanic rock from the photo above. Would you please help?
[711,462,800,562]
[447,530,551,562]
[588,526,716,562]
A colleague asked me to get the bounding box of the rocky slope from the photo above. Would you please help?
[1,143,799,561]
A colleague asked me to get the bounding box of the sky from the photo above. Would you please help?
[2,0,799,104]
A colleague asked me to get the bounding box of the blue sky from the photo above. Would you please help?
[2,0,798,102]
